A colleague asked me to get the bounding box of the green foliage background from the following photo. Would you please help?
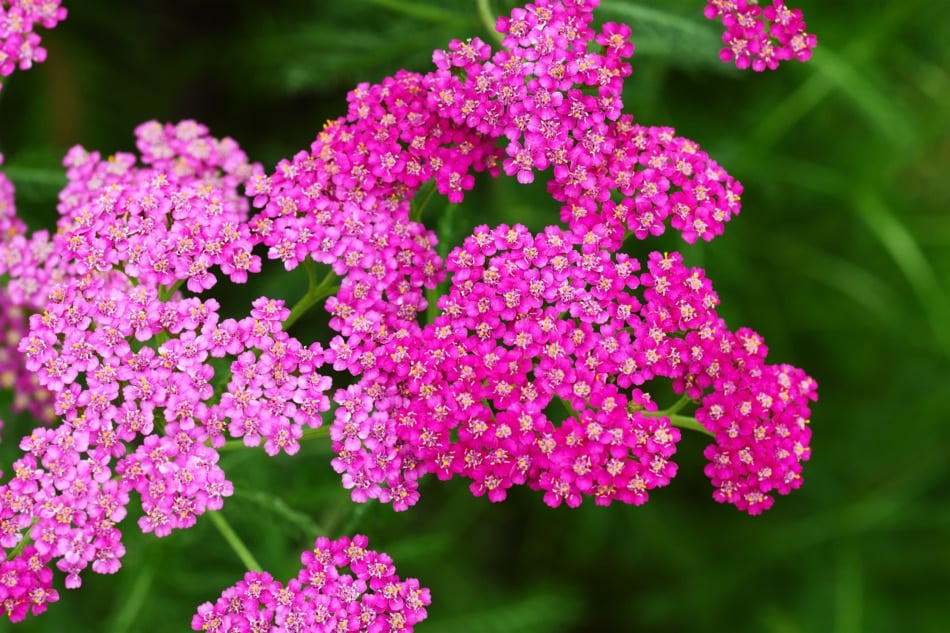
[1,0,948,631]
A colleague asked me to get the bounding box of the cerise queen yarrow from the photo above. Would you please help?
[0,0,817,625]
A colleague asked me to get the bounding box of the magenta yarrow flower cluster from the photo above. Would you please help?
[326,224,815,514]
[0,0,66,90]
[429,1,743,248]
[247,0,755,512]
[245,0,814,515]
[0,0,817,627]
[704,0,816,71]
[343,224,682,510]
[192,535,431,633]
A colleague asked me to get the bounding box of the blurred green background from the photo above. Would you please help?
[1,0,948,631]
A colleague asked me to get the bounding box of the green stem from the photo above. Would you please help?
[233,488,327,538]
[410,180,438,223]
[667,414,714,438]
[303,255,319,288]
[283,260,339,331]
[5,519,37,561]
[409,180,436,222]
[107,556,155,633]
[425,286,440,325]
[639,394,713,437]
[476,0,504,46]
[652,393,693,418]
[207,510,262,572]
[158,279,184,302]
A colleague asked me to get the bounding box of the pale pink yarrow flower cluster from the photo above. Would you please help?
[705,0,817,71]
[192,535,431,633]
[0,0,67,90]
[58,120,262,291]
[0,154,23,235]
[0,121,337,620]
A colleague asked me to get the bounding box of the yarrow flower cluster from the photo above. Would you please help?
[330,224,681,510]
[0,0,818,627]
[429,1,744,248]
[326,224,815,514]
[0,121,339,620]
[192,535,431,633]
[704,0,816,71]
[0,0,67,91]
[247,0,814,516]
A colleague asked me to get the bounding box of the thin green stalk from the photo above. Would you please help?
[340,502,372,537]
[426,286,440,325]
[651,393,693,418]
[233,488,326,538]
[208,510,262,572]
[323,488,372,538]
[5,519,37,561]
[639,394,713,437]
[158,279,184,302]
[107,558,155,633]
[303,255,319,288]
[476,0,504,45]
[667,414,714,438]
[410,180,438,223]
[284,260,339,331]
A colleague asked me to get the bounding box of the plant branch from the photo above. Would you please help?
[284,260,339,331]
[208,509,263,573]
[667,414,714,438]
[477,0,504,46]
[410,180,438,223]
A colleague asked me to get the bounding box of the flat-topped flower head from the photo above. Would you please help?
[4,276,335,603]
[697,353,817,514]
[552,119,744,247]
[324,222,815,514]
[430,1,743,247]
[328,224,686,509]
[0,122,335,617]
[192,534,431,633]
[57,121,262,292]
